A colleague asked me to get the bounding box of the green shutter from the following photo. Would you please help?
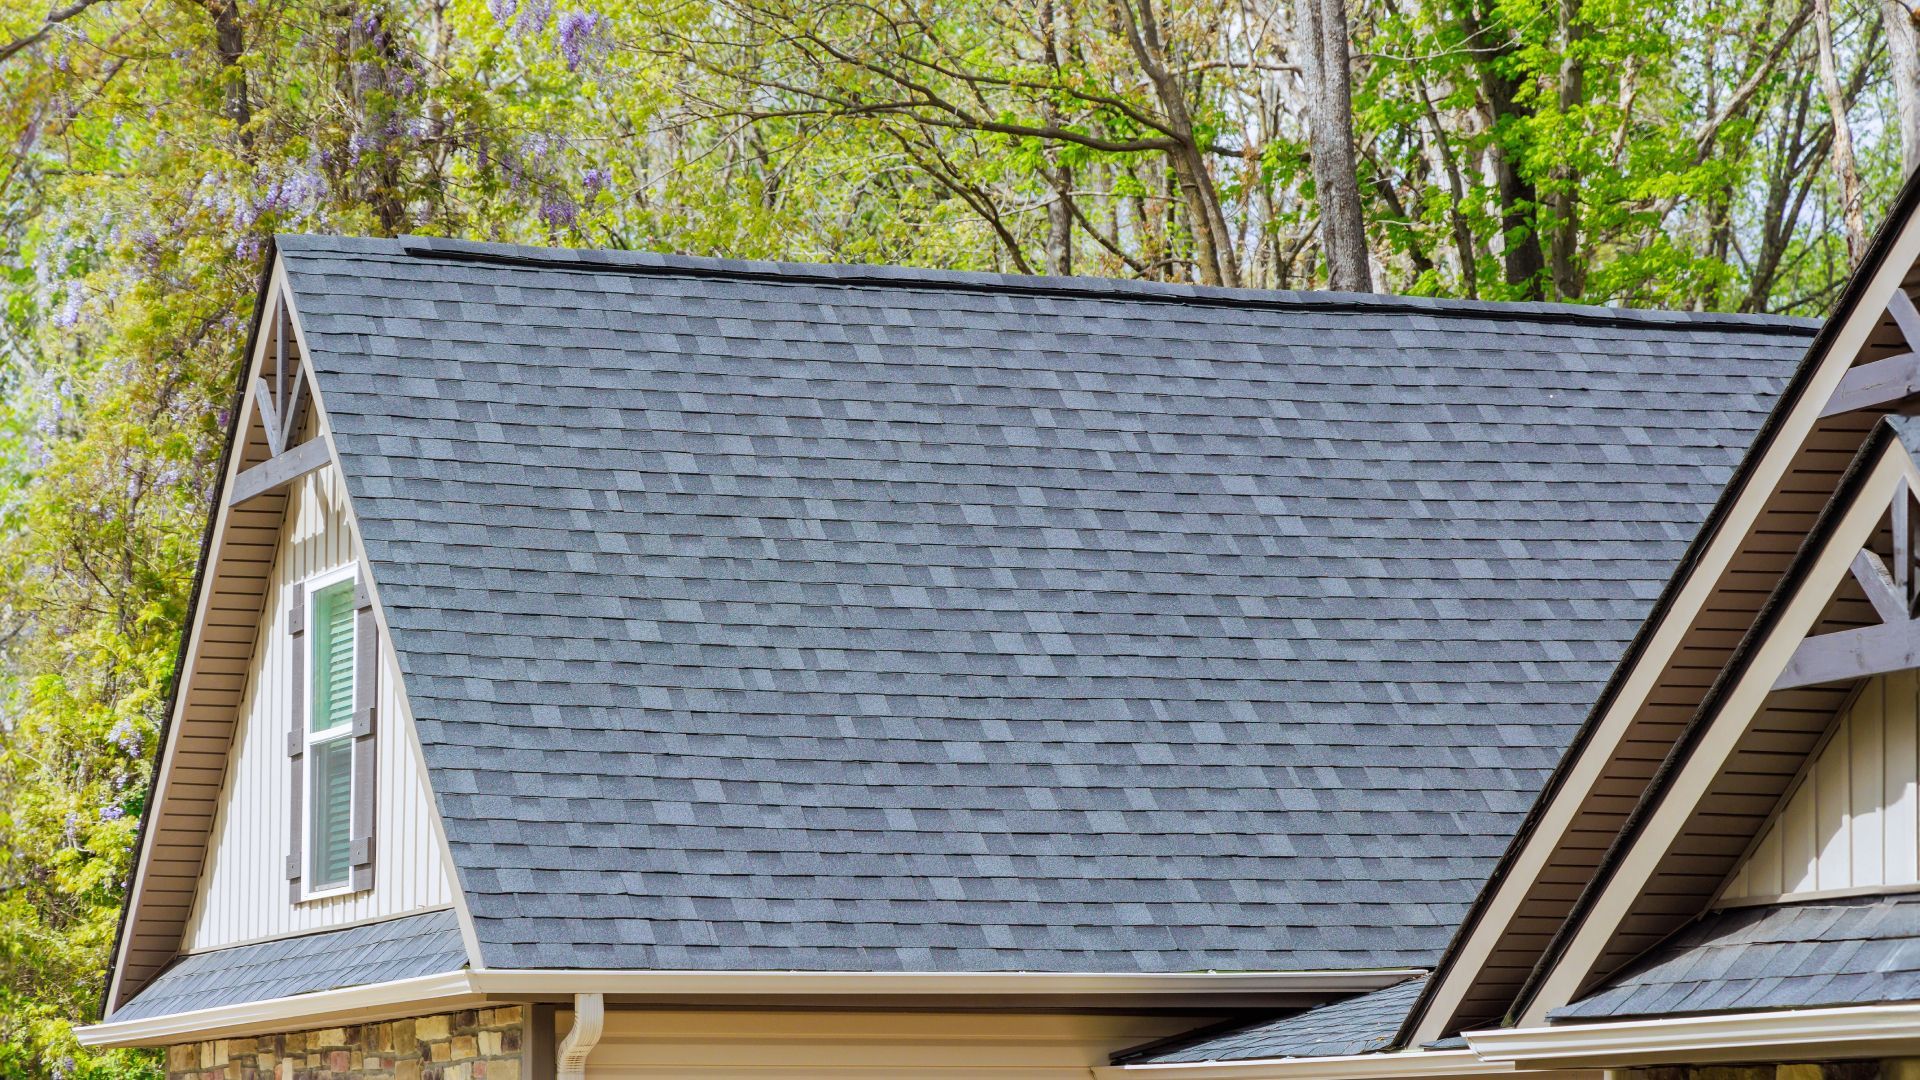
[310,735,353,886]
[311,580,355,734]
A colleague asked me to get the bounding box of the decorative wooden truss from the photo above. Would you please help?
[1776,477,1920,690]
[230,296,328,506]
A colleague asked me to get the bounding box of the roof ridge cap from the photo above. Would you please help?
[282,233,1822,335]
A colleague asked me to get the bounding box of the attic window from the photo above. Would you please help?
[286,564,378,902]
[306,573,356,890]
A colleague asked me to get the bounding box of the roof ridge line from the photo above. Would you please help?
[380,235,1822,335]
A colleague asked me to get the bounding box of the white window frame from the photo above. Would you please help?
[300,564,360,901]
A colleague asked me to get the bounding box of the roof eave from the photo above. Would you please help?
[1091,1048,1581,1080]
[1467,1001,1920,1069]
[78,967,1424,1047]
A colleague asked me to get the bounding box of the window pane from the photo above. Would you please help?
[310,735,353,887]
[311,579,355,733]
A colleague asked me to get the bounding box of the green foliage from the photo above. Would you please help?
[0,0,1905,1073]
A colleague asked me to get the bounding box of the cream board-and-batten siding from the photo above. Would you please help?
[561,1006,1203,1078]
[181,446,452,952]
[1718,670,1920,906]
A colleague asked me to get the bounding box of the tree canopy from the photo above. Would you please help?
[0,0,1906,1073]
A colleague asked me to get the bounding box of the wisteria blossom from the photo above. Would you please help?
[515,0,554,37]
[556,10,606,70]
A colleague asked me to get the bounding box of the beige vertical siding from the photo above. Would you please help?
[568,1008,1204,1079]
[181,459,453,952]
[1722,670,1920,904]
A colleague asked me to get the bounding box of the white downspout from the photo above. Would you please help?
[556,993,605,1080]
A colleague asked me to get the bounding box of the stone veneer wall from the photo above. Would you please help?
[164,1006,528,1080]
[1624,1065,1894,1080]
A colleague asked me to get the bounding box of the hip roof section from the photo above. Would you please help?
[277,234,1811,974]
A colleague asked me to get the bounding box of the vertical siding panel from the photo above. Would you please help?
[181,460,454,952]
[1817,720,1852,891]
[1784,770,1817,894]
[1853,679,1885,887]
[1896,669,1920,887]
[1750,817,1782,897]
[1723,673,1920,905]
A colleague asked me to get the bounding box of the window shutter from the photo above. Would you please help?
[286,588,306,904]
[350,570,378,891]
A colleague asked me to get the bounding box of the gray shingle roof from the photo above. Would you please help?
[1133,977,1427,1062]
[1552,894,1920,1021]
[109,910,465,1022]
[276,233,1812,974]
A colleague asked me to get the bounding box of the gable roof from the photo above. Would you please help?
[265,234,1813,975]
[1404,171,1920,1044]
[1496,415,1920,1021]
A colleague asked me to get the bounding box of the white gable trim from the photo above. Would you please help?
[106,260,484,1013]
[275,277,489,973]
[1520,435,1920,1023]
[1468,1002,1920,1068]
[1092,1049,1597,1079]
[106,262,301,1014]
[1408,202,1920,1044]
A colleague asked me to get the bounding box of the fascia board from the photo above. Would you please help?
[1091,1049,1599,1079]
[1468,1003,1920,1068]
[76,972,480,1048]
[466,968,1427,997]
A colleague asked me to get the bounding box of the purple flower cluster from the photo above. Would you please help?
[583,166,611,200]
[52,290,82,329]
[108,718,142,755]
[556,10,606,70]
[516,0,554,37]
[540,187,578,228]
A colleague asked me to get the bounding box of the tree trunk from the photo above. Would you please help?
[1040,0,1074,276]
[1882,0,1920,175]
[199,0,251,155]
[1113,0,1239,285]
[1462,4,1546,297]
[1815,0,1870,262]
[1297,0,1372,291]
[1045,162,1074,276]
[1545,0,1585,298]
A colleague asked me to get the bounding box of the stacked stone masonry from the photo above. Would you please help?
[164,1007,525,1080]
[1625,1065,1894,1080]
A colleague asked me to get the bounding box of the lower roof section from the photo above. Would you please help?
[107,909,468,1024]
[1549,892,1920,1023]
[1127,977,1427,1064]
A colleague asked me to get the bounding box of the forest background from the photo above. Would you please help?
[0,0,1913,1072]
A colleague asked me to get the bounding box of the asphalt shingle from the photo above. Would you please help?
[1552,894,1920,1021]
[109,910,465,1021]
[277,234,1812,974]
[1135,977,1427,1062]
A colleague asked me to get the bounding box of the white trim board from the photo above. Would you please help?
[77,968,1424,1048]
[1521,438,1920,1023]
[106,263,302,1014]
[1094,1049,1601,1080]
[1408,199,1920,1045]
[1468,1002,1920,1068]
